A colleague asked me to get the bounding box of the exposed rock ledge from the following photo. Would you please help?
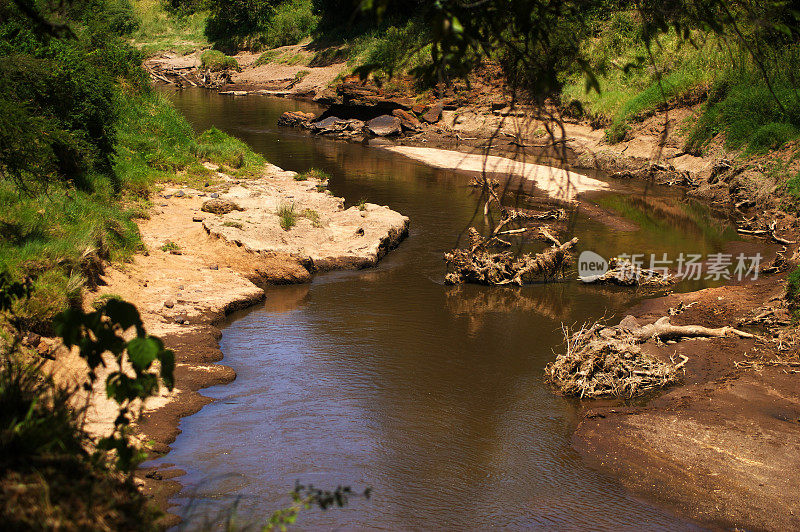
[201,164,409,270]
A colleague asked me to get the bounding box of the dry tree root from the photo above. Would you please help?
[545,315,755,398]
[444,228,577,285]
[579,257,675,287]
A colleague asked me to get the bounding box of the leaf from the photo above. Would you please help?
[104,299,142,331]
[127,337,158,371]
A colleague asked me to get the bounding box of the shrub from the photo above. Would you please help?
[200,49,240,71]
[264,0,319,48]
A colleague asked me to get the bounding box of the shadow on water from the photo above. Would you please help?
[151,88,757,530]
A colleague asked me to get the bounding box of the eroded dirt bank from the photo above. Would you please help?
[52,163,407,524]
[573,277,800,531]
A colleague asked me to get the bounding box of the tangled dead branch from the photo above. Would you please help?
[445,227,577,285]
[579,257,675,287]
[545,315,756,398]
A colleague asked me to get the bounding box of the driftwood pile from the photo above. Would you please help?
[579,257,675,287]
[545,315,756,398]
[444,227,577,285]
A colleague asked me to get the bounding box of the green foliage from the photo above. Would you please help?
[0,277,160,528]
[265,0,318,48]
[266,482,371,531]
[686,71,800,154]
[205,0,317,50]
[55,298,175,472]
[276,202,297,230]
[160,240,181,252]
[357,198,367,211]
[0,2,145,192]
[255,49,281,65]
[297,168,330,181]
[200,49,240,71]
[787,265,800,319]
[347,19,431,79]
[196,127,266,176]
[130,0,210,56]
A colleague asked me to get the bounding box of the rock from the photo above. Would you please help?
[201,198,244,215]
[411,104,426,115]
[421,102,444,123]
[392,109,422,131]
[192,216,204,222]
[174,190,185,198]
[210,192,219,198]
[278,110,316,127]
[164,299,174,309]
[209,264,219,270]
[366,115,402,136]
[311,116,345,131]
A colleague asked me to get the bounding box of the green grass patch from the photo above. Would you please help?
[686,78,800,154]
[255,49,281,66]
[160,240,181,252]
[787,265,800,319]
[223,220,243,229]
[276,202,297,230]
[200,49,240,71]
[296,168,330,181]
[357,198,367,211]
[129,0,209,56]
[300,208,321,227]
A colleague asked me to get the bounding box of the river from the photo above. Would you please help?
[152,88,742,530]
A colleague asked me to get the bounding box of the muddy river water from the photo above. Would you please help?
[154,88,744,529]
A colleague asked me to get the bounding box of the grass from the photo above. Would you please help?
[223,220,244,229]
[0,354,159,529]
[1,88,266,329]
[300,208,321,227]
[296,168,330,181]
[788,265,800,319]
[276,202,297,230]
[294,70,310,83]
[357,198,367,211]
[308,18,431,80]
[255,49,310,66]
[129,0,209,56]
[160,240,181,252]
[115,90,265,196]
[562,12,800,153]
[200,50,240,71]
